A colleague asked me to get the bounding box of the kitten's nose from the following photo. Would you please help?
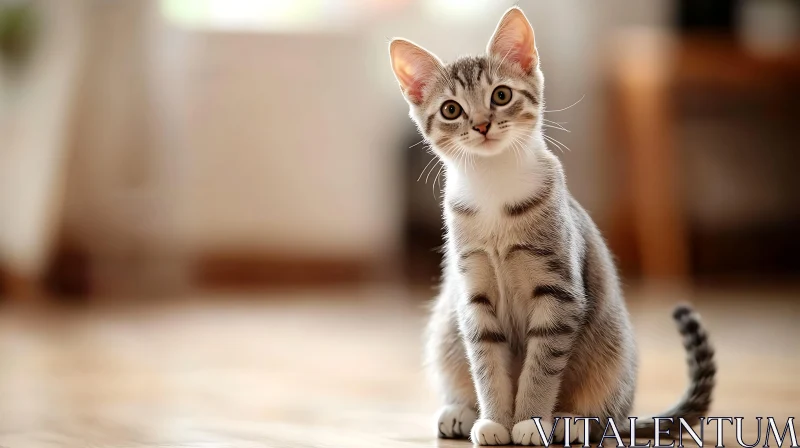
[472,122,491,135]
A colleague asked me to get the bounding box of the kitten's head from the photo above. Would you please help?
[389,7,544,161]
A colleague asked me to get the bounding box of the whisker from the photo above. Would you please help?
[409,139,427,149]
[417,155,438,182]
[506,127,535,165]
[424,157,442,184]
[510,138,522,166]
[543,123,570,133]
[455,146,470,173]
[510,128,534,147]
[543,134,563,152]
[546,134,572,152]
[422,140,460,184]
[543,134,571,152]
[469,150,476,173]
[432,163,445,198]
[544,94,585,113]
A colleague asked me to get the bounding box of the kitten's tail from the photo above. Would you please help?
[621,304,717,438]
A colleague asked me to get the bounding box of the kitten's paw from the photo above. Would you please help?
[436,404,477,439]
[512,419,554,446]
[553,414,584,444]
[471,418,511,445]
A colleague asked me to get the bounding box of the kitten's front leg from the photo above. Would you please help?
[458,252,514,445]
[512,287,584,446]
[461,304,515,445]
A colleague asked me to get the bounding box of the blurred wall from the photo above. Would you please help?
[53,0,676,292]
[173,32,399,257]
[0,0,86,281]
[62,0,406,292]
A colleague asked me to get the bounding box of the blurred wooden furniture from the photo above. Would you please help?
[0,267,40,301]
[609,31,800,282]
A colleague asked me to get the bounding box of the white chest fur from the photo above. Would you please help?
[443,147,556,249]
[443,147,565,349]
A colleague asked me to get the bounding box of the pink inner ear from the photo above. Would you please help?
[391,40,441,105]
[511,43,535,72]
[497,30,536,72]
[395,57,433,104]
[490,11,537,73]
[406,78,427,104]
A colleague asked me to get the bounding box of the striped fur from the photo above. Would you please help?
[617,305,717,438]
[391,6,717,446]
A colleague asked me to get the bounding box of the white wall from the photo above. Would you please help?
[58,0,672,284]
[64,0,405,274]
[156,0,672,257]
[0,1,86,279]
[165,31,401,257]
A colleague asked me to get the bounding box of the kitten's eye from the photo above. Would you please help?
[491,86,512,106]
[440,100,462,120]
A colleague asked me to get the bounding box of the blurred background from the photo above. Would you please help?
[2,0,800,299]
[0,0,798,446]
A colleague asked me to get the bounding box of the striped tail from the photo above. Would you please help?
[622,304,717,438]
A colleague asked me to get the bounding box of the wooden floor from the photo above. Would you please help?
[0,285,797,447]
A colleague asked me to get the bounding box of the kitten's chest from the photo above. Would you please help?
[451,207,528,252]
[452,211,541,291]
[451,206,564,298]
[455,213,540,353]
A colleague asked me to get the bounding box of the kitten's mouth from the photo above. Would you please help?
[476,136,501,147]
[466,136,508,156]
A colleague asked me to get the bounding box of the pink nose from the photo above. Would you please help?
[472,122,491,135]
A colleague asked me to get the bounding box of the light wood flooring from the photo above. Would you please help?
[0,285,797,447]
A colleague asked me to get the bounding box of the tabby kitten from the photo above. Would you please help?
[389,7,716,446]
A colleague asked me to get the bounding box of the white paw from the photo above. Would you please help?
[512,419,554,446]
[437,404,477,439]
[553,414,584,444]
[471,418,511,445]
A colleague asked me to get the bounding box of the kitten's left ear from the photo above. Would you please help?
[487,7,538,73]
[389,38,443,105]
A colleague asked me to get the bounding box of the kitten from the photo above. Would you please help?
[389,7,716,446]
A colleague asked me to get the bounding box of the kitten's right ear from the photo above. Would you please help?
[389,39,443,105]
[487,7,538,73]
